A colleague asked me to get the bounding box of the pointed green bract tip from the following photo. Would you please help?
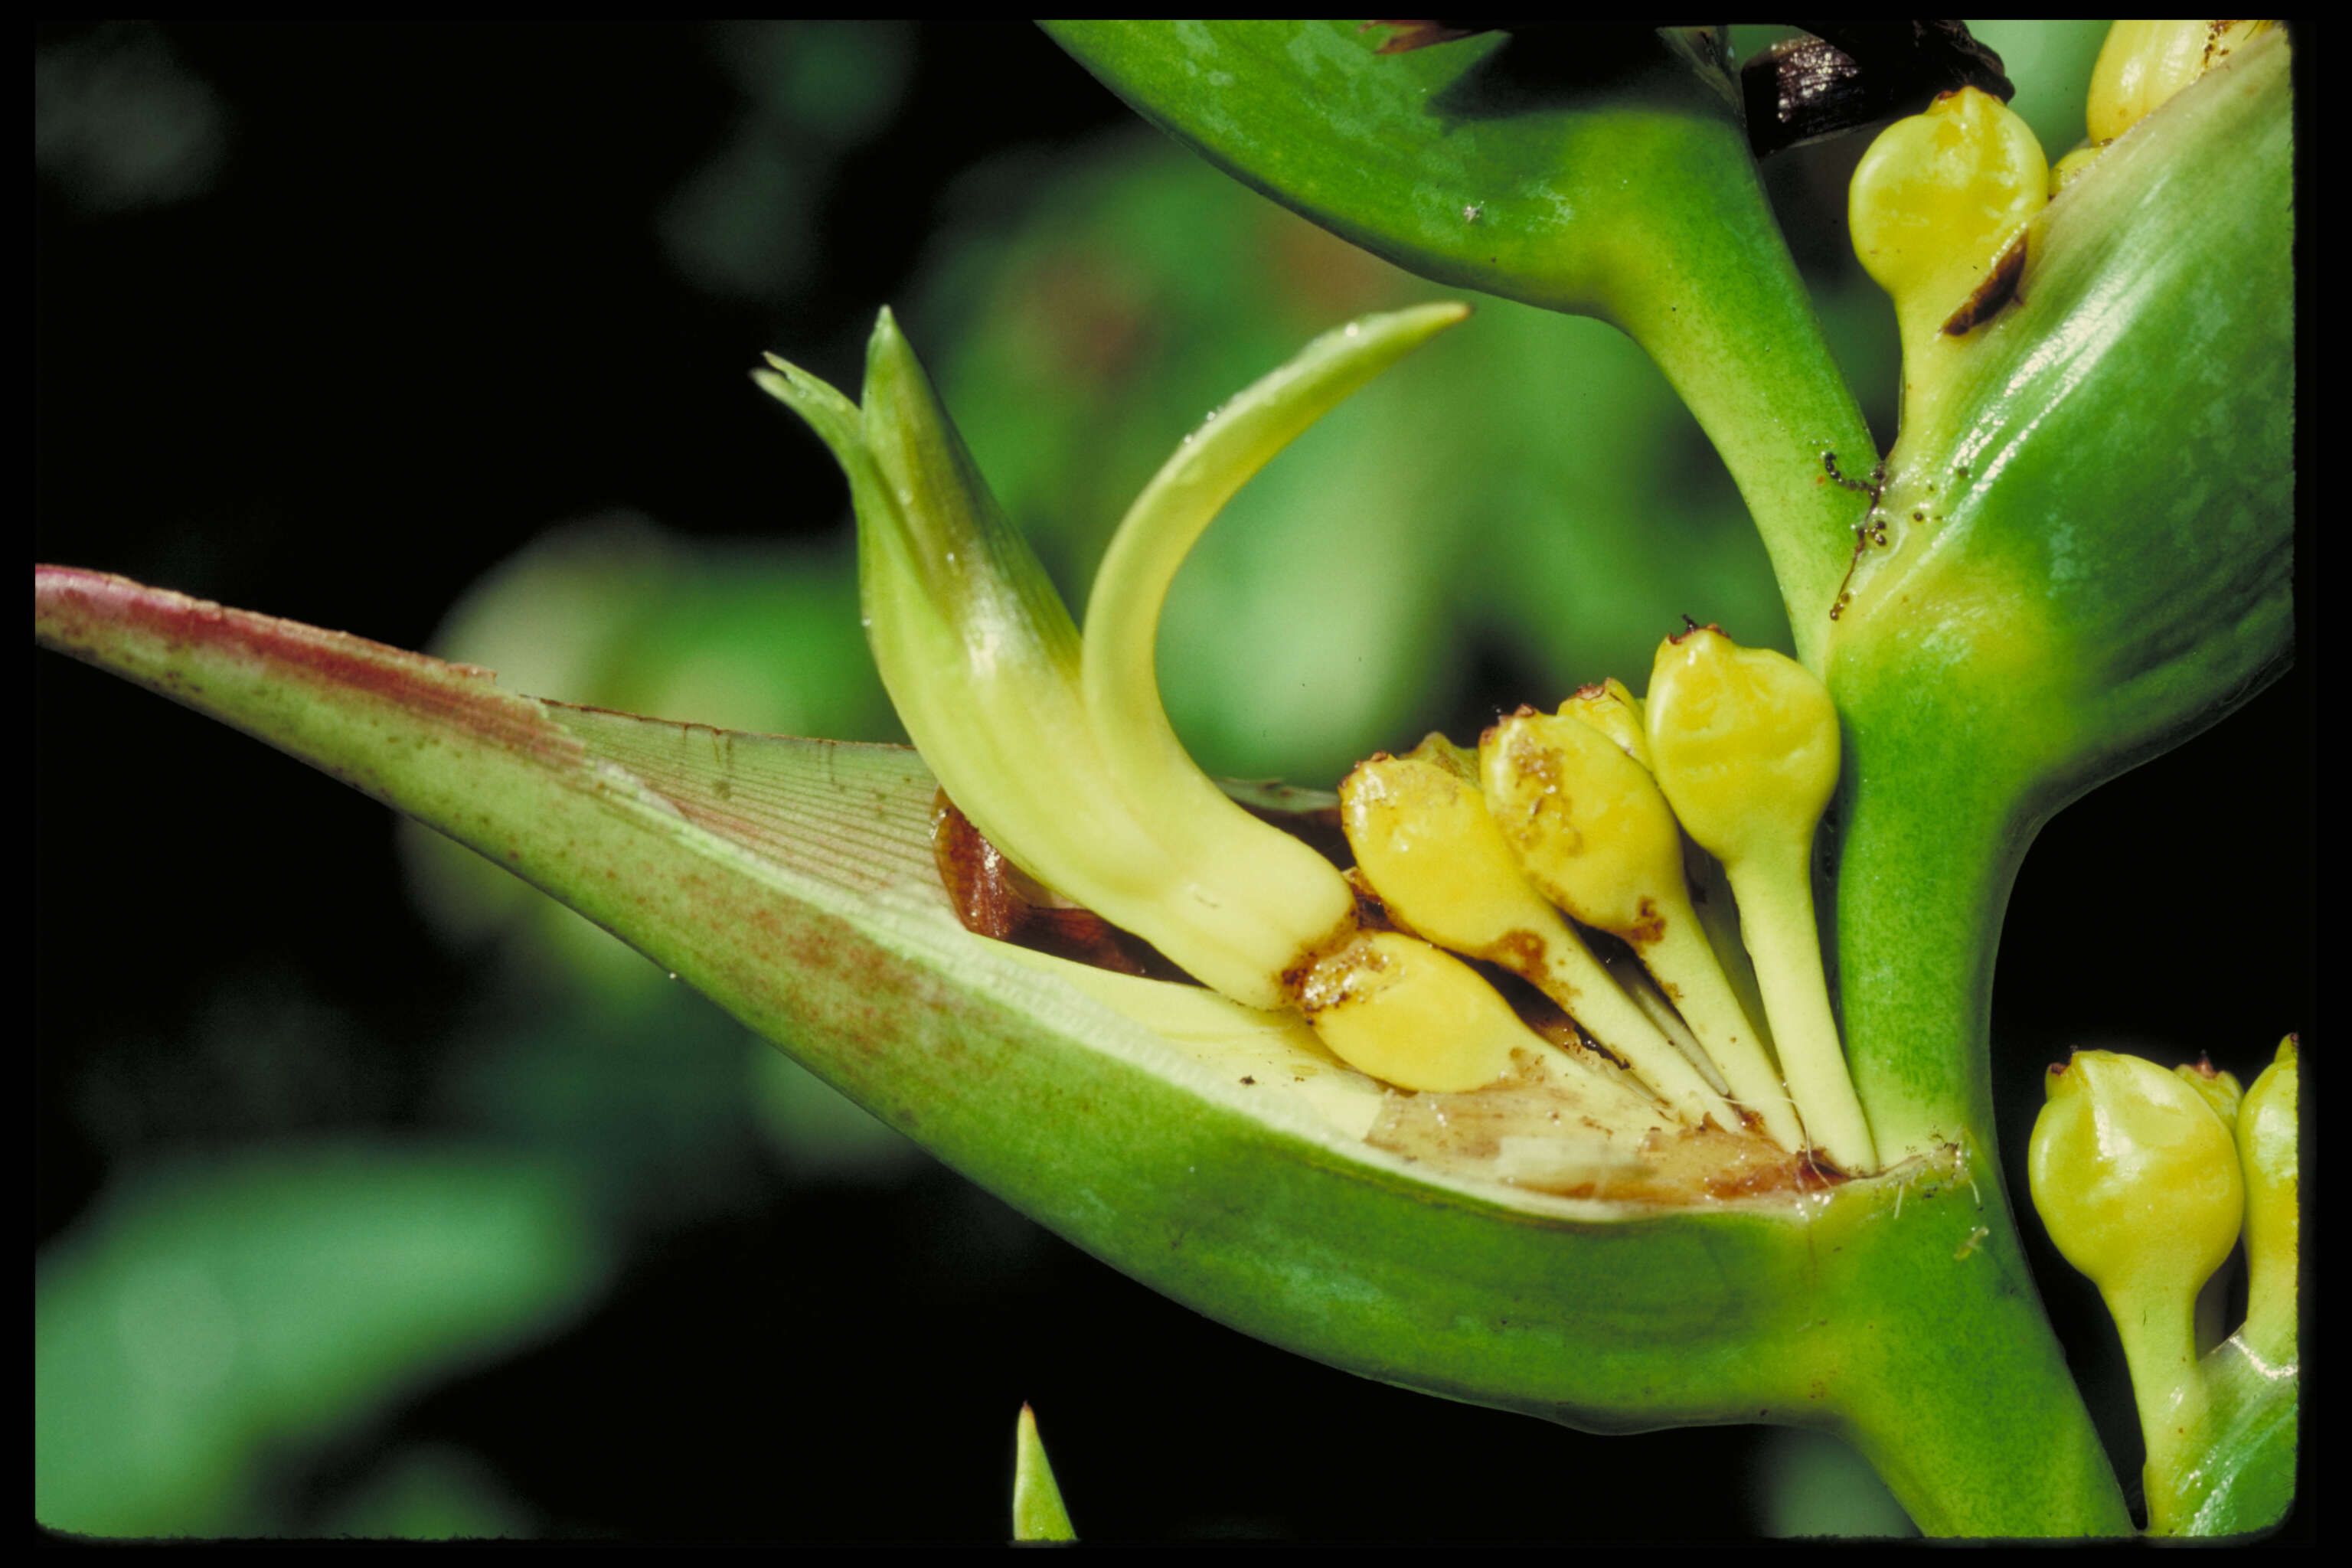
[760,308,1110,920]
[853,307,1061,631]
[1012,1404,1076,1543]
[752,354,862,459]
[861,305,918,420]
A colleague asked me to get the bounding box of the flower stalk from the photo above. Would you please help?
[2030,1050,2244,1529]
[1480,703,1804,1152]
[1647,627,1875,1173]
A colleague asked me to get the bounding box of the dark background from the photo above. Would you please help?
[36,22,2312,1541]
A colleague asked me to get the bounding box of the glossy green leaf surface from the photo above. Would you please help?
[2162,1332,2298,1537]
[1049,22,1744,321]
[35,564,2126,1534]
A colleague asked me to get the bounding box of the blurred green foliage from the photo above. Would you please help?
[35,1146,604,1537]
[317,1442,543,1540]
[33,23,227,215]
[661,23,916,303]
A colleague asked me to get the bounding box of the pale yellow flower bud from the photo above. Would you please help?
[1647,627,1873,1172]
[2089,21,2276,145]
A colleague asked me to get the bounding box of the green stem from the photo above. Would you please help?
[1729,842,1877,1174]
[1645,913,1799,1151]
[1606,191,1875,674]
[1599,139,2127,1522]
[1826,710,2037,1165]
[1822,1145,2134,1535]
[2109,1287,2208,1535]
[1824,657,2132,1530]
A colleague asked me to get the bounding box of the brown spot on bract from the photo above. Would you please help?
[932,789,1022,940]
[929,790,1194,982]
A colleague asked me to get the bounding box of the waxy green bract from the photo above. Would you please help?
[34,563,2123,1534]
[1824,29,2294,1169]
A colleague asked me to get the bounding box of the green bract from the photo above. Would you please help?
[1824,27,2293,1165]
[751,306,1468,1014]
[31,564,2125,1536]
[1837,28,2292,795]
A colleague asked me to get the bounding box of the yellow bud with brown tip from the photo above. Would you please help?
[1850,85,2048,433]
[1645,628,1836,864]
[2030,1049,2243,1306]
[1481,707,1799,1151]
[1295,929,1533,1094]
[1851,87,2048,338]
[2029,1047,2245,1527]
[1341,737,1553,959]
[1478,707,1678,939]
[2173,1057,2243,1131]
[1560,678,1651,769]
[1340,735,1733,1129]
